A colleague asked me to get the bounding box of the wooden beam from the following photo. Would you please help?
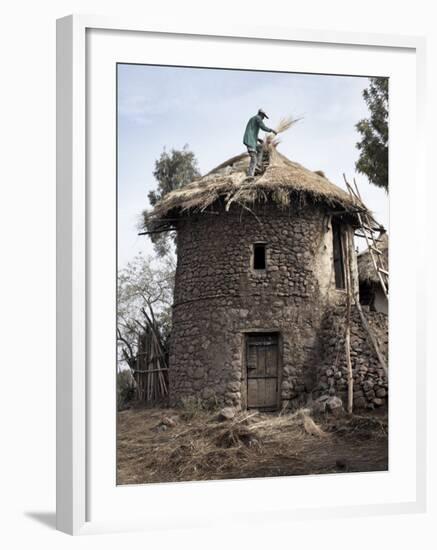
[138,228,175,236]
[131,367,169,374]
[328,208,367,216]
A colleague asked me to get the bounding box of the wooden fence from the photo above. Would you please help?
[131,311,169,402]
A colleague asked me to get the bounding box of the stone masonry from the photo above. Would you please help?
[314,305,389,409]
[168,200,387,410]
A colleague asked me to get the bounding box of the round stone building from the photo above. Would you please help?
[150,147,388,411]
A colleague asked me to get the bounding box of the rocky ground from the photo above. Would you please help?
[117,403,388,485]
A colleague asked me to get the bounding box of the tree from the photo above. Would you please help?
[117,252,175,371]
[355,78,389,191]
[142,145,200,256]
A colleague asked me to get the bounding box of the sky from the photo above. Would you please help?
[117,64,389,268]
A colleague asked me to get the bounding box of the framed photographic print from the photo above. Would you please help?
[56,15,427,535]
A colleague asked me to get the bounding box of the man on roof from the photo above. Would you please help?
[243,109,277,177]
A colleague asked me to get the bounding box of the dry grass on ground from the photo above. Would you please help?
[117,404,388,485]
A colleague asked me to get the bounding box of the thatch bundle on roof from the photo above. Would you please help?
[357,233,389,285]
[149,147,366,225]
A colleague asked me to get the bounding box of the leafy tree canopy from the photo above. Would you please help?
[148,145,200,206]
[142,145,200,256]
[355,78,388,191]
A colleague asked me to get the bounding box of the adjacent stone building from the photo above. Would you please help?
[358,233,389,314]
[149,147,388,411]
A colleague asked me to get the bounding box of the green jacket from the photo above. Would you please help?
[243,115,273,149]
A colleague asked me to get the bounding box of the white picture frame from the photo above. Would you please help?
[56,14,427,535]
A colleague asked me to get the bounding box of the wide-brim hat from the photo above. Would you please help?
[258,108,269,119]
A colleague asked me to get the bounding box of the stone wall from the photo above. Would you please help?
[314,305,389,409]
[169,202,357,409]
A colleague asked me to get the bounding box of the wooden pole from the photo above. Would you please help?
[343,174,388,377]
[343,174,388,298]
[135,334,141,400]
[344,229,354,414]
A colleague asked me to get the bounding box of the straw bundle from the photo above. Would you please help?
[264,115,302,148]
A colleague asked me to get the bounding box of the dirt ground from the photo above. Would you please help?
[117,404,388,485]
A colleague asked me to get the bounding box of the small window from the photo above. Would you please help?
[253,243,266,270]
[332,223,345,289]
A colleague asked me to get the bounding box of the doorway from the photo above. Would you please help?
[246,333,280,410]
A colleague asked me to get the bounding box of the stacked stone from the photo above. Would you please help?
[169,203,329,408]
[173,206,322,308]
[314,305,388,409]
[168,198,387,411]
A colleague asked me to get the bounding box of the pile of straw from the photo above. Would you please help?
[117,405,388,484]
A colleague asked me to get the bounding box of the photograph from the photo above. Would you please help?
[115,64,389,485]
[1,0,430,543]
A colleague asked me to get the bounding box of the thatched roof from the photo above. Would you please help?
[149,147,366,223]
[358,233,389,285]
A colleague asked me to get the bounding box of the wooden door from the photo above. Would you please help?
[246,334,279,410]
